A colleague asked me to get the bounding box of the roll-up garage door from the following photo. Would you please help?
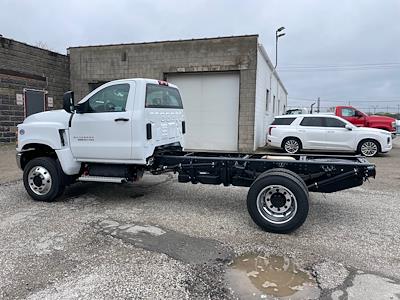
[167,72,240,151]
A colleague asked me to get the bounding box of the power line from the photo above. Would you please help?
[278,62,400,72]
[281,62,400,67]
[279,67,400,72]
[289,97,400,103]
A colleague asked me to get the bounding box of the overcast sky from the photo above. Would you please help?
[1,0,399,112]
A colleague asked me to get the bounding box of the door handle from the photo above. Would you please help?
[114,118,129,122]
[298,129,305,133]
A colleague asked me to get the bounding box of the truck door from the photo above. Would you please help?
[340,107,365,127]
[69,83,134,161]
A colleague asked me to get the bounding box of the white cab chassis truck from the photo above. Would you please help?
[16,78,376,233]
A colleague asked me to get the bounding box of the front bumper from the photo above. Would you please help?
[381,142,393,153]
[16,152,22,170]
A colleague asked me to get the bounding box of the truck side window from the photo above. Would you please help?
[341,108,355,117]
[145,84,183,109]
[87,84,130,113]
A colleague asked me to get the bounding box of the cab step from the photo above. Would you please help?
[78,175,127,183]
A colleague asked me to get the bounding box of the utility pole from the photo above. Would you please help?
[317,97,320,113]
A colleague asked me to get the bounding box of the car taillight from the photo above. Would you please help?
[268,126,275,135]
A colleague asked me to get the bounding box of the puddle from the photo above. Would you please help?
[226,253,320,299]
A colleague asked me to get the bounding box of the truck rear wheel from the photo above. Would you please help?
[23,157,65,202]
[247,170,309,233]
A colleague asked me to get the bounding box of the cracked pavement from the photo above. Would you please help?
[0,141,400,299]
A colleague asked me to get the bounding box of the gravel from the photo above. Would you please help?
[1,141,400,299]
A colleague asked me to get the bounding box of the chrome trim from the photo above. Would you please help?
[16,152,22,170]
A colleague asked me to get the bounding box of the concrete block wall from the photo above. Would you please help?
[69,35,258,151]
[0,37,70,143]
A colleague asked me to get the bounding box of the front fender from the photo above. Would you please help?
[17,122,64,151]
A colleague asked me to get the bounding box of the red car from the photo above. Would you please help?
[335,106,396,133]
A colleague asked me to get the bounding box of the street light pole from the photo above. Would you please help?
[275,26,286,69]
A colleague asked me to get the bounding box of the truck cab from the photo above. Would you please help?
[16,79,185,200]
[335,106,396,133]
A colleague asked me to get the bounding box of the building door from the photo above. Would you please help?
[167,72,240,151]
[24,89,46,117]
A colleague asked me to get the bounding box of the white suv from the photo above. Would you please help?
[267,114,392,157]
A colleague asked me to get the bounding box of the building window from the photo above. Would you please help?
[121,51,127,62]
[272,95,276,114]
[278,100,281,114]
[266,89,270,111]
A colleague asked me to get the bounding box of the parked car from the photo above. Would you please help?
[267,114,392,156]
[335,106,396,133]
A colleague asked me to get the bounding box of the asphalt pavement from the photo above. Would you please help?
[1,141,400,299]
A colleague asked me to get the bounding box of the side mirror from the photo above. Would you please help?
[345,124,353,131]
[63,91,75,113]
[355,111,362,118]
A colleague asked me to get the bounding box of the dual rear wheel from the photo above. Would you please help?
[247,169,309,233]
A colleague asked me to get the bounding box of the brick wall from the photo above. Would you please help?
[69,35,258,151]
[0,37,70,143]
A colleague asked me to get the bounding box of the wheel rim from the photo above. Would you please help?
[256,185,298,224]
[28,166,52,195]
[284,139,299,154]
[360,141,378,157]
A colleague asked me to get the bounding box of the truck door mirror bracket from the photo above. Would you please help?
[63,91,75,113]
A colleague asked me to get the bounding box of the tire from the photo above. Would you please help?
[247,170,309,233]
[23,157,65,202]
[258,168,309,197]
[357,139,380,157]
[282,137,302,154]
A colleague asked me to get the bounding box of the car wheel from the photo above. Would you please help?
[282,138,301,154]
[358,140,379,157]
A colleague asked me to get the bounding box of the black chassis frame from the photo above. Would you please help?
[151,149,376,193]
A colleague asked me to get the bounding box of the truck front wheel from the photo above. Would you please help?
[23,157,65,202]
[247,170,309,233]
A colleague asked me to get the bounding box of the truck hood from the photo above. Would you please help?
[367,115,396,122]
[23,110,71,128]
